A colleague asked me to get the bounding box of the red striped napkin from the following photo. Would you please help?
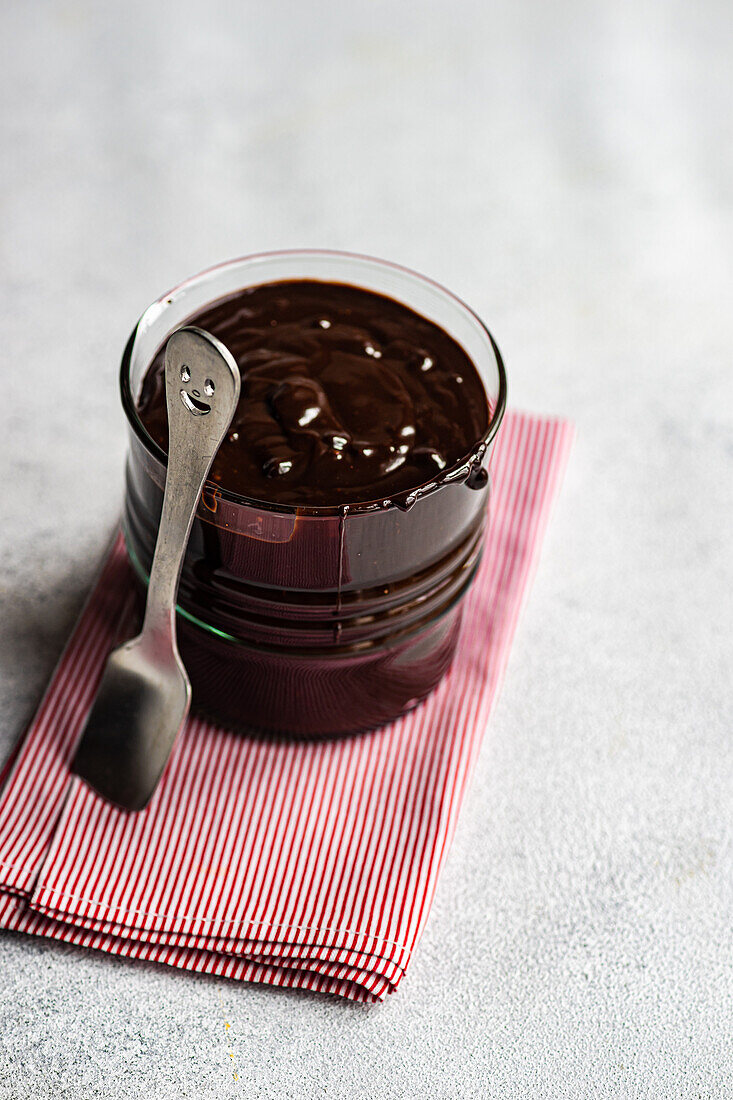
[0,411,573,1002]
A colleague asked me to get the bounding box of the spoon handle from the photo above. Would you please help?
[141,327,241,647]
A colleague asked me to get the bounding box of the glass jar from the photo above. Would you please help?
[120,251,507,736]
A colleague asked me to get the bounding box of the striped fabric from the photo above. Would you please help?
[0,411,573,1002]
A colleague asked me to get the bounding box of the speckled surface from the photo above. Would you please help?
[1,0,732,1096]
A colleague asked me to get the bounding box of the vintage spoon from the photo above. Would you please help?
[73,326,240,811]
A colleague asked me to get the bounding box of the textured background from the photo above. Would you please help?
[1,0,731,1096]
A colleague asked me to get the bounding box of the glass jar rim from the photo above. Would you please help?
[119,248,508,517]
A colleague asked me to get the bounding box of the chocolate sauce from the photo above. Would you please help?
[137,281,488,507]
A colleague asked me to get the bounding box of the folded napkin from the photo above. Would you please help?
[0,411,573,1002]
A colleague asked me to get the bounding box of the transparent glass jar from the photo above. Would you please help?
[120,251,507,736]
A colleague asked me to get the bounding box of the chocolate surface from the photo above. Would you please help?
[137,280,488,507]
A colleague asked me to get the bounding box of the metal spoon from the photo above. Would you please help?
[73,326,240,811]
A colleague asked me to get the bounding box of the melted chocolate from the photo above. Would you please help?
[137,280,488,507]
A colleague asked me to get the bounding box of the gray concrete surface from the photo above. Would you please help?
[1,0,732,1096]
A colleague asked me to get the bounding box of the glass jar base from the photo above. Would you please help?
[132,588,465,738]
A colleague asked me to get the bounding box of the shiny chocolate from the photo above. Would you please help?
[137,280,488,507]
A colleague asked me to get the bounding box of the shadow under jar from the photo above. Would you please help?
[121,251,507,737]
